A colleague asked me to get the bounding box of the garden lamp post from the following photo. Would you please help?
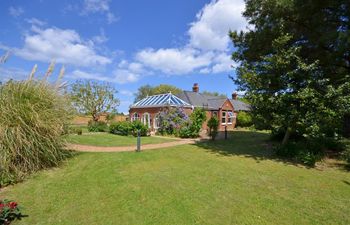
[136,130,141,152]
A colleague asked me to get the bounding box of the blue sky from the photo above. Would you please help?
[0,0,247,113]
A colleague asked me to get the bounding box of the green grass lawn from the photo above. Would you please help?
[65,132,176,146]
[1,131,350,225]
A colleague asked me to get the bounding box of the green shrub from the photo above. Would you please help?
[131,120,148,137]
[76,128,83,135]
[274,139,326,167]
[207,116,219,140]
[179,108,207,138]
[88,120,108,132]
[236,112,253,127]
[0,80,73,187]
[109,121,131,136]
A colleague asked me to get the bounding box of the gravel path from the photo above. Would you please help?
[67,138,199,152]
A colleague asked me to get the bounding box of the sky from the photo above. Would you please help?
[0,0,247,113]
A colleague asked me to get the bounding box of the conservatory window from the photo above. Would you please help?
[132,112,140,121]
[142,113,151,128]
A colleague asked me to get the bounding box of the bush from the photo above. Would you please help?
[76,128,83,135]
[109,121,131,136]
[130,120,148,137]
[0,80,73,187]
[207,116,219,140]
[236,112,253,127]
[158,107,189,135]
[0,199,23,224]
[88,120,108,132]
[274,139,326,167]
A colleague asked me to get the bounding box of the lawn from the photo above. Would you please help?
[1,131,350,225]
[65,132,176,146]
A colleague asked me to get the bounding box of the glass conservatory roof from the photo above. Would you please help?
[131,93,191,108]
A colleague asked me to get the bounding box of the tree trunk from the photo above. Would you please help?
[92,113,99,122]
[282,127,292,146]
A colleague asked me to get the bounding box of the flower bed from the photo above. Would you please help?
[0,199,23,225]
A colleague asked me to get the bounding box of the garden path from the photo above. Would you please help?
[67,138,199,152]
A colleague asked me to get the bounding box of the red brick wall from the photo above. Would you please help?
[218,99,236,131]
[129,100,237,132]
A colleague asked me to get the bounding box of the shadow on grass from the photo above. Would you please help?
[193,130,303,167]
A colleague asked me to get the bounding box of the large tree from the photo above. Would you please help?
[134,84,182,102]
[230,0,350,144]
[70,80,120,121]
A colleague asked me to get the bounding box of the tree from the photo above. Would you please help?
[70,80,120,121]
[201,91,226,98]
[134,84,182,102]
[230,0,350,145]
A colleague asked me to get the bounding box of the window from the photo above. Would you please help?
[154,114,161,129]
[221,111,226,124]
[227,111,234,124]
[142,113,151,128]
[132,112,140,121]
[212,111,218,117]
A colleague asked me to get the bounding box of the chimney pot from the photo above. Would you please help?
[192,83,199,93]
[232,92,238,100]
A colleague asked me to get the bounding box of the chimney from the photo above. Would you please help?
[232,92,238,100]
[192,83,199,93]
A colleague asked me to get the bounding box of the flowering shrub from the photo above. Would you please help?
[157,107,206,138]
[179,108,207,138]
[0,199,23,224]
[157,107,189,135]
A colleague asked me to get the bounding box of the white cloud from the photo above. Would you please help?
[68,68,139,84]
[67,70,106,80]
[188,0,246,51]
[136,48,213,74]
[25,18,46,26]
[120,90,134,96]
[9,6,24,17]
[133,0,246,75]
[0,67,28,82]
[211,53,234,73]
[112,69,139,84]
[92,29,108,44]
[81,0,118,24]
[14,26,111,67]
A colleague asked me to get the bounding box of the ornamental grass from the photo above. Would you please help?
[0,79,73,187]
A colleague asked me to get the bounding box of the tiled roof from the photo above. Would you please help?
[177,91,251,111]
[230,99,251,111]
[131,93,191,108]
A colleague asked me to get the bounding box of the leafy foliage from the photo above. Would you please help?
[157,107,189,135]
[87,120,108,132]
[0,80,73,187]
[109,121,132,136]
[130,120,148,137]
[179,108,207,138]
[70,80,120,121]
[0,199,23,224]
[134,84,182,102]
[109,120,148,136]
[201,91,226,98]
[230,0,350,150]
[207,116,219,140]
[236,112,253,127]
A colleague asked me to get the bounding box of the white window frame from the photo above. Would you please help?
[227,111,234,124]
[132,112,140,121]
[142,112,151,128]
[221,111,226,124]
[153,114,160,129]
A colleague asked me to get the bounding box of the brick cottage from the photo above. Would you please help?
[129,83,250,132]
